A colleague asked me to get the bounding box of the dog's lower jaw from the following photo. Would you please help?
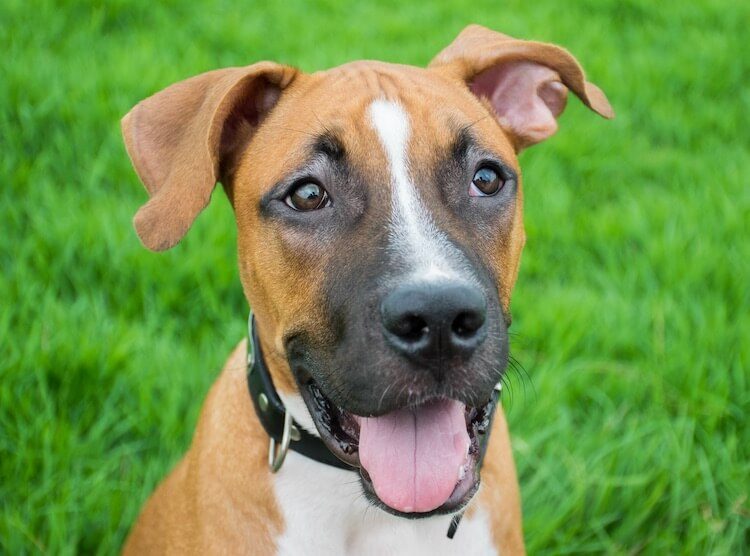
[294,377,499,517]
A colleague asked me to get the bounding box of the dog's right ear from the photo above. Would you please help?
[122,62,298,251]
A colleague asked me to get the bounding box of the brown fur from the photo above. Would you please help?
[121,24,612,554]
[124,341,282,554]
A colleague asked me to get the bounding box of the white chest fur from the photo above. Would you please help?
[272,452,498,555]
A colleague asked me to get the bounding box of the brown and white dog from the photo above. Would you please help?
[121,24,613,555]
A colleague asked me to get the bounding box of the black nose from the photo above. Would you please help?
[381,281,487,365]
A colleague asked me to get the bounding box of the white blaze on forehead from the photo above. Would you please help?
[368,99,459,279]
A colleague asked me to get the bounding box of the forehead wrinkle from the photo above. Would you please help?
[326,62,437,102]
[373,71,403,98]
[328,63,391,98]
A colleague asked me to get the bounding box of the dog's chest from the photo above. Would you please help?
[272,452,497,555]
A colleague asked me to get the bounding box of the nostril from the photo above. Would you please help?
[392,314,429,342]
[381,281,488,361]
[452,311,484,338]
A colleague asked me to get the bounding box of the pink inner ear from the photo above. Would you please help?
[470,61,568,149]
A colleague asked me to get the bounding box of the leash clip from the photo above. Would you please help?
[268,410,293,473]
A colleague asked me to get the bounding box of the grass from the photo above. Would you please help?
[1,0,748,553]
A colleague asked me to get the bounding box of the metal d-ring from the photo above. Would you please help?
[268,410,293,473]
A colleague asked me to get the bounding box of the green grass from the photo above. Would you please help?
[1,0,748,553]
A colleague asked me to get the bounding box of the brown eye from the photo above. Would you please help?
[285,182,331,211]
[470,166,503,197]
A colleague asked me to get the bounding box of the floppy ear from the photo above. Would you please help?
[429,25,613,150]
[122,62,298,251]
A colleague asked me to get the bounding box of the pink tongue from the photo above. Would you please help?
[357,399,470,513]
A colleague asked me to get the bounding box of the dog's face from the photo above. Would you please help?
[234,61,522,411]
[123,25,611,517]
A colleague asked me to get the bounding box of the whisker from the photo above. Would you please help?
[260,123,318,138]
[377,381,396,412]
[311,109,335,138]
[458,114,491,136]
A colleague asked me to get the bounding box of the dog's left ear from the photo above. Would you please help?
[429,24,614,150]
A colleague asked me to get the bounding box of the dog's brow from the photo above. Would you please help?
[452,128,475,162]
[312,132,345,161]
[451,127,517,179]
[258,135,346,214]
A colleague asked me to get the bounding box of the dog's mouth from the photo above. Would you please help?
[298,379,496,517]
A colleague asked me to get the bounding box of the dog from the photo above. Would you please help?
[120,24,613,555]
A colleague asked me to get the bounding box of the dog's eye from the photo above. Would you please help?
[285,182,331,211]
[469,166,504,197]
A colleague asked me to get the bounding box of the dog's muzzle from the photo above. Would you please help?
[245,314,503,539]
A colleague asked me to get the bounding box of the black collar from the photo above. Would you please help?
[245,313,502,539]
[246,315,352,470]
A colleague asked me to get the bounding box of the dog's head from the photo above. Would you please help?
[123,25,612,517]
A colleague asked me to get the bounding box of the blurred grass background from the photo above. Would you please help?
[1,0,748,553]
